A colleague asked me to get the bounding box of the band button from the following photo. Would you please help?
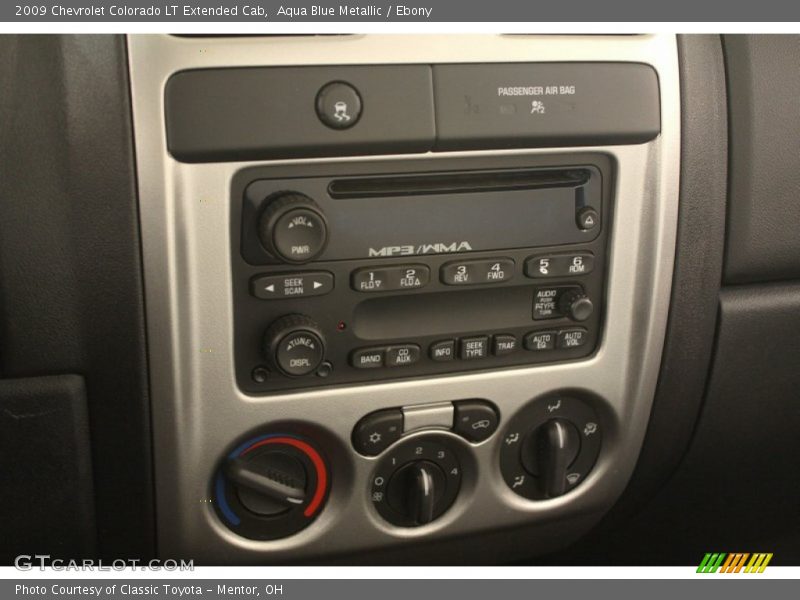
[351,347,385,369]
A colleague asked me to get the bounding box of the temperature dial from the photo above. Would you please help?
[213,433,330,540]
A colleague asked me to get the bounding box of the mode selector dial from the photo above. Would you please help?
[263,314,326,377]
[258,192,328,264]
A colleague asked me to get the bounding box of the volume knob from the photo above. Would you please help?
[263,315,326,377]
[258,192,328,264]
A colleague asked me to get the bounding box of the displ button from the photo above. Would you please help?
[252,271,334,299]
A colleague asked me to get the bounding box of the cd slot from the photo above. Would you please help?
[328,168,590,199]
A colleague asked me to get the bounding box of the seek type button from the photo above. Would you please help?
[352,264,430,293]
[441,258,515,286]
[251,271,334,300]
[460,336,489,360]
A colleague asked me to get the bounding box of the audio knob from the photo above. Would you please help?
[258,192,328,264]
[214,433,330,540]
[263,314,326,377]
[559,289,594,322]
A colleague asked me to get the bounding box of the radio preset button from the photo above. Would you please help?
[525,253,595,278]
[492,334,518,356]
[557,328,589,349]
[252,271,334,300]
[352,264,430,293]
[351,347,385,369]
[430,340,456,361]
[441,258,515,286]
[386,345,421,367]
[524,331,557,351]
[459,336,489,360]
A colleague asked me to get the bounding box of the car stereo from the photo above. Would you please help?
[232,153,612,393]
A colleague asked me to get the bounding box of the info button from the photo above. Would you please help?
[251,271,334,300]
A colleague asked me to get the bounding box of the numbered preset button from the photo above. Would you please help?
[441,258,515,286]
[525,253,594,278]
[352,264,430,292]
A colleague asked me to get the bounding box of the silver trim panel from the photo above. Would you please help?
[402,402,455,433]
[127,34,681,562]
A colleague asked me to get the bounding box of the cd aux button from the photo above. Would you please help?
[352,264,430,292]
[441,258,515,286]
[386,345,421,367]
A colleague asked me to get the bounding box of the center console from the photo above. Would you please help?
[128,34,680,563]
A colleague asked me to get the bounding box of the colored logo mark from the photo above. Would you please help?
[697,552,773,573]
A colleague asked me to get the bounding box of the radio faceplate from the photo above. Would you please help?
[232,154,612,394]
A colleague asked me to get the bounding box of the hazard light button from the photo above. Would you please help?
[251,271,334,300]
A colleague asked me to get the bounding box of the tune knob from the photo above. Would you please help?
[263,314,326,377]
[559,289,594,322]
[258,192,328,264]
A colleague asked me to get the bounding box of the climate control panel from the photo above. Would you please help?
[231,155,611,394]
